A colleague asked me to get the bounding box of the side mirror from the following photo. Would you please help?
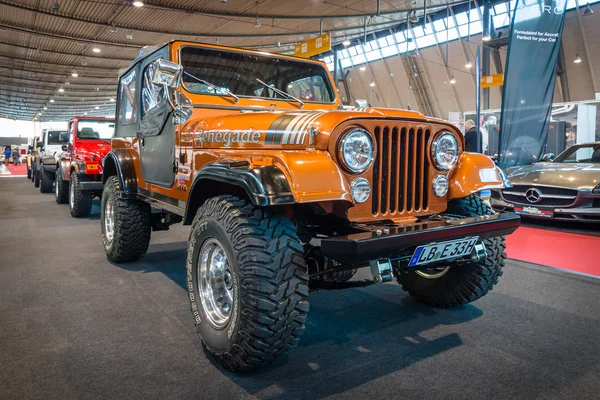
[59,132,69,143]
[355,99,368,109]
[61,144,69,152]
[151,59,183,89]
[541,153,555,162]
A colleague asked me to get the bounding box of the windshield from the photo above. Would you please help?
[46,131,65,145]
[77,120,115,140]
[554,144,600,163]
[180,46,335,103]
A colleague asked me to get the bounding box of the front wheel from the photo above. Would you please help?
[55,169,69,204]
[69,172,93,217]
[187,196,309,371]
[33,167,40,187]
[101,176,151,262]
[397,194,506,308]
[39,168,54,193]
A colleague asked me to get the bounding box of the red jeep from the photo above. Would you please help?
[55,116,115,217]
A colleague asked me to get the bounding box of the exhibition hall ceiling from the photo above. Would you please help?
[0,0,460,121]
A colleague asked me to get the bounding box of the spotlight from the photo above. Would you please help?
[110,98,115,102]
[482,33,491,41]
[72,72,78,77]
[95,106,100,110]
[450,76,456,84]
[44,107,48,110]
[276,41,281,47]
[92,47,101,53]
[465,59,472,69]
[410,11,419,24]
[574,54,582,63]
[50,99,55,103]
[254,16,261,28]
[58,88,64,92]
[359,64,366,71]
[132,1,144,7]
[583,3,593,15]
[342,38,351,46]
[369,81,375,87]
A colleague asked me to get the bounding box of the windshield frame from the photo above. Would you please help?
[46,130,65,145]
[554,143,600,163]
[75,118,115,141]
[177,44,338,105]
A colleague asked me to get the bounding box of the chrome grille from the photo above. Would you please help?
[371,126,431,216]
[501,185,577,207]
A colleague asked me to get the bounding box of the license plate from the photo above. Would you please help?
[514,206,554,217]
[409,237,479,267]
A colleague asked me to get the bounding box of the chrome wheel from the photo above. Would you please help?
[198,238,234,329]
[415,266,450,279]
[104,197,115,244]
[69,178,75,209]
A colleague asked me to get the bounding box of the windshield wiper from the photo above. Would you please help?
[183,71,239,103]
[255,78,304,108]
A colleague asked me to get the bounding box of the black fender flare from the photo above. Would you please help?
[183,161,295,225]
[102,149,138,198]
[41,155,57,172]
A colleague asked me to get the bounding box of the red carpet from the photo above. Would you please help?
[505,226,600,277]
[1,164,27,176]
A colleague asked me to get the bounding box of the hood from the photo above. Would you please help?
[181,107,455,150]
[504,162,600,190]
[75,141,112,162]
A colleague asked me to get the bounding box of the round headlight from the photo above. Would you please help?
[339,129,374,173]
[432,132,459,170]
[351,178,371,203]
[433,175,449,197]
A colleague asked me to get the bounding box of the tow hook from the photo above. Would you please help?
[470,241,487,263]
[370,259,393,283]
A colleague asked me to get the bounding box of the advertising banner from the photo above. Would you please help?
[498,0,568,168]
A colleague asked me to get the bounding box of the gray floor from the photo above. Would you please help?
[1,177,599,400]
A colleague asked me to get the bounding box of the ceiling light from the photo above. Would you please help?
[369,81,375,87]
[92,47,101,53]
[359,64,366,71]
[126,34,134,40]
[465,59,472,69]
[288,84,293,89]
[574,54,582,63]
[110,98,115,102]
[343,38,351,46]
[276,41,281,47]
[132,1,144,7]
[43,106,48,110]
[58,88,64,92]
[51,1,60,11]
[410,11,419,24]
[254,16,261,28]
[450,76,456,84]
[84,112,88,115]
[482,33,491,41]
[110,23,117,32]
[95,106,100,110]
[583,3,594,15]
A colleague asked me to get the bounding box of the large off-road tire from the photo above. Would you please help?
[55,169,69,204]
[101,175,151,262]
[187,195,309,371]
[69,172,93,217]
[33,166,39,186]
[397,194,506,308]
[39,167,54,193]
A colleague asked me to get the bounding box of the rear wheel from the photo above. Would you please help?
[33,166,40,186]
[101,176,151,262]
[39,167,54,193]
[188,195,309,371]
[397,194,506,308]
[55,169,69,204]
[27,166,32,179]
[69,172,93,217]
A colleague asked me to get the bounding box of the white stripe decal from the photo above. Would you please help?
[280,113,308,144]
[296,112,325,144]
[283,112,316,144]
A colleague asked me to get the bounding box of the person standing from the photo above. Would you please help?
[12,146,21,165]
[464,119,482,153]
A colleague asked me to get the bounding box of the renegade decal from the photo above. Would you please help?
[194,129,262,147]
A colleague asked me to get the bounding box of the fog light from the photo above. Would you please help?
[433,175,448,197]
[351,178,371,203]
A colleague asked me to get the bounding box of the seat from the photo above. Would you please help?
[79,127,99,139]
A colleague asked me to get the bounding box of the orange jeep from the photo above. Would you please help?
[101,41,519,371]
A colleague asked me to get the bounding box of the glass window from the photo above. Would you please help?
[395,31,406,43]
[433,19,446,31]
[380,45,398,58]
[341,58,352,68]
[469,8,480,21]
[46,130,65,145]
[555,144,600,163]
[447,27,459,41]
[378,37,388,48]
[446,17,456,28]
[348,46,358,56]
[180,46,335,103]
[365,50,381,61]
[416,35,437,48]
[458,24,470,37]
[352,53,366,65]
[77,119,115,140]
[349,45,363,55]
[142,60,165,116]
[412,26,424,37]
[494,14,509,28]
[367,40,379,50]
[494,4,507,13]
[436,30,448,42]
[469,20,483,34]
[340,49,349,58]
[118,69,137,126]
[455,12,469,25]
